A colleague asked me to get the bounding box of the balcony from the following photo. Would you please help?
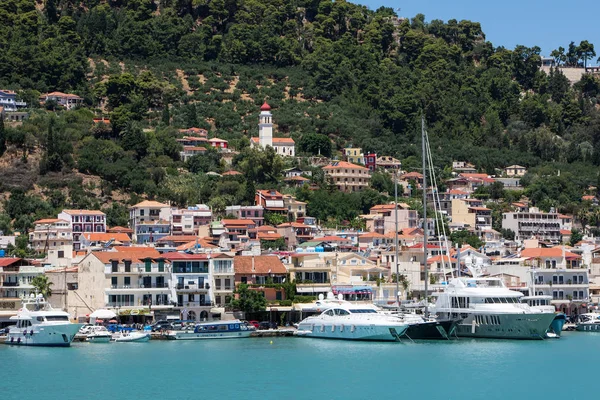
[108,284,169,290]
[214,286,233,291]
[1,281,19,287]
[176,301,214,307]
[107,302,135,307]
[176,283,210,291]
[213,268,234,274]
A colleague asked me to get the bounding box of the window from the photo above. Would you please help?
[189,294,195,302]
[215,279,221,289]
[111,261,118,273]
[67,283,78,290]
[111,277,117,288]
[124,277,131,287]
[58,250,64,258]
[158,260,164,272]
[124,260,131,272]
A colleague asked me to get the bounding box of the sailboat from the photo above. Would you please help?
[390,116,458,340]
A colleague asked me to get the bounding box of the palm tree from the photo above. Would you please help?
[31,275,53,298]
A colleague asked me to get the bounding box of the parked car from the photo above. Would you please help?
[248,320,260,329]
[259,321,277,330]
[150,320,173,332]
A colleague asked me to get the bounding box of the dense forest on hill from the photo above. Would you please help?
[1,0,600,234]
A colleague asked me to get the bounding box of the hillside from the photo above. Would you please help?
[1,0,600,233]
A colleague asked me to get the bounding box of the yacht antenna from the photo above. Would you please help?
[394,167,400,312]
[422,115,429,318]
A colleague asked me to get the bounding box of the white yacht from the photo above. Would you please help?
[296,301,409,341]
[5,294,82,347]
[432,277,556,340]
[521,295,566,338]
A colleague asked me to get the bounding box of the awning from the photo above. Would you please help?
[332,285,373,295]
[89,309,117,319]
[297,286,331,293]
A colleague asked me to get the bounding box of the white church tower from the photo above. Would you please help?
[258,101,273,148]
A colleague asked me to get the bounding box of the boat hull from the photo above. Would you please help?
[87,335,112,343]
[447,312,556,340]
[166,330,253,340]
[5,323,82,347]
[405,319,459,340]
[548,314,566,337]
[296,322,408,341]
[576,322,600,332]
[112,333,150,342]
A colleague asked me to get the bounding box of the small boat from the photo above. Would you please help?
[112,331,150,342]
[5,294,82,347]
[575,313,600,331]
[166,320,254,340]
[521,295,566,338]
[398,313,459,340]
[86,326,112,343]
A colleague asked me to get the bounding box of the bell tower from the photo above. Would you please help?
[258,101,273,148]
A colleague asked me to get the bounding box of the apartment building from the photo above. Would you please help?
[58,209,106,250]
[502,208,561,243]
[30,219,73,266]
[129,200,172,243]
[322,161,371,192]
[171,205,212,235]
[225,205,264,226]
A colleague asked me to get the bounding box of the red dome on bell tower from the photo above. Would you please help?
[260,101,271,111]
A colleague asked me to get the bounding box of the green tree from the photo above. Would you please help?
[264,212,286,226]
[0,117,6,156]
[576,40,596,69]
[31,275,53,298]
[228,283,267,313]
[450,230,484,249]
[569,228,583,247]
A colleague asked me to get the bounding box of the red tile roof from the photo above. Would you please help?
[272,137,295,144]
[222,170,242,176]
[521,248,580,259]
[233,255,287,274]
[221,219,256,226]
[323,161,368,170]
[0,258,22,267]
[162,252,209,260]
[82,233,131,243]
[92,249,161,264]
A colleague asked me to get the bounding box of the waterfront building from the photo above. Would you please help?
[95,248,174,320]
[163,252,214,321]
[0,258,44,300]
[521,247,589,315]
[58,209,106,250]
[129,200,172,244]
[322,161,371,192]
[233,255,287,301]
[45,266,86,321]
[211,254,235,307]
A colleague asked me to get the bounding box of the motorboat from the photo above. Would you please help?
[4,294,82,347]
[166,320,254,340]
[296,303,409,341]
[575,313,600,331]
[86,326,112,343]
[520,295,566,338]
[112,331,151,342]
[432,277,557,340]
[298,293,380,316]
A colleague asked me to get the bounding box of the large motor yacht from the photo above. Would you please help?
[432,277,556,340]
[5,294,82,347]
[296,300,409,341]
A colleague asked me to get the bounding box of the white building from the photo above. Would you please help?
[0,258,44,300]
[502,207,561,243]
[250,102,295,157]
[171,205,212,235]
[129,200,172,244]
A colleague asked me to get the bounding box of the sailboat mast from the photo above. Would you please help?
[422,116,429,318]
[395,168,400,312]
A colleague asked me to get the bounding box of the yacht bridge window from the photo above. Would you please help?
[484,297,519,304]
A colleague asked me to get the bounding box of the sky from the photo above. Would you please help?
[358,0,600,61]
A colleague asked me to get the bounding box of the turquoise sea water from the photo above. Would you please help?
[2,332,597,400]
